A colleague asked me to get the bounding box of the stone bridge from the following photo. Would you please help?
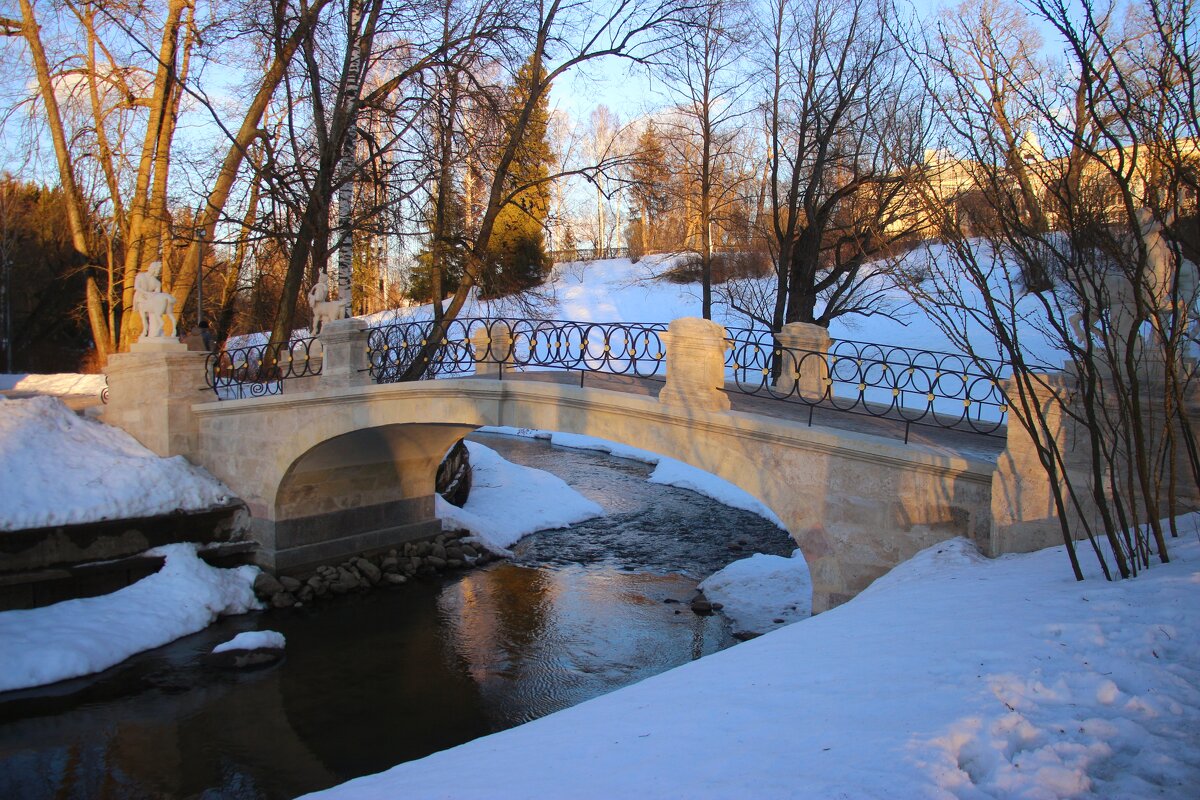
[101,318,1064,613]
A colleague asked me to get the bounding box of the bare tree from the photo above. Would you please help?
[755,0,926,332]
[901,0,1199,580]
[659,0,753,317]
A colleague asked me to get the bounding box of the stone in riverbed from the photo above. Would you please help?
[356,559,381,584]
[271,591,297,608]
[447,559,463,569]
[690,599,714,615]
[279,576,302,592]
[426,555,447,570]
[381,556,399,572]
[384,573,407,585]
[431,543,447,560]
[445,546,464,561]
[254,572,284,598]
[460,544,478,559]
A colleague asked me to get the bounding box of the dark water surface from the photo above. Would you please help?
[0,433,794,799]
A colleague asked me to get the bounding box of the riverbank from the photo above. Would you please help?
[307,522,1200,800]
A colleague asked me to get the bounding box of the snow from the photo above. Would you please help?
[479,425,785,528]
[0,543,260,692]
[0,396,233,530]
[212,629,285,654]
[0,372,106,397]
[697,549,812,636]
[435,439,603,554]
[305,523,1200,800]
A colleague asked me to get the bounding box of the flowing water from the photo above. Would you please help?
[0,433,796,799]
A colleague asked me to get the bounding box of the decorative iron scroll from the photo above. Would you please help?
[365,317,668,383]
[204,335,322,399]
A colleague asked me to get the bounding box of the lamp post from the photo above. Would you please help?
[196,226,205,327]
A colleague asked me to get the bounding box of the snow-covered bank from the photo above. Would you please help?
[0,543,260,692]
[479,426,785,528]
[306,524,1200,799]
[435,439,603,553]
[0,396,233,530]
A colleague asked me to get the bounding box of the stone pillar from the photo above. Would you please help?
[773,322,832,400]
[658,317,731,412]
[318,318,370,389]
[102,339,210,459]
[472,321,514,378]
[988,371,1086,556]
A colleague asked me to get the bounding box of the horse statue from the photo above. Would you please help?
[308,272,346,336]
[133,261,178,339]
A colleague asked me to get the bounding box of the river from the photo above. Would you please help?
[0,432,796,799]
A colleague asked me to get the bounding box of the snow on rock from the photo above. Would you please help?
[0,543,261,692]
[698,549,812,636]
[0,372,107,397]
[478,426,784,528]
[212,630,286,654]
[0,396,233,530]
[303,523,1200,800]
[435,440,603,554]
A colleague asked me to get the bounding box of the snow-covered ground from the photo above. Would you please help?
[0,543,260,692]
[0,372,106,397]
[0,396,233,530]
[307,524,1200,800]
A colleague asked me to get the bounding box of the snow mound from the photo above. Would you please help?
[435,440,603,553]
[698,549,812,635]
[0,543,261,692]
[213,630,286,654]
[478,426,784,528]
[0,396,233,530]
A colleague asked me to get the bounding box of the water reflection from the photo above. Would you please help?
[0,434,794,799]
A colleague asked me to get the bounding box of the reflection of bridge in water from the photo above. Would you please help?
[103,316,1048,614]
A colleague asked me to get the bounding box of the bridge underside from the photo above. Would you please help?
[262,423,477,573]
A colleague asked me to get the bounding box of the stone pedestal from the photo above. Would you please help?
[988,372,1079,556]
[472,322,514,378]
[658,317,731,412]
[774,322,832,400]
[103,340,209,458]
[318,318,370,389]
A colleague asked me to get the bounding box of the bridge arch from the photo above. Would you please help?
[193,378,992,612]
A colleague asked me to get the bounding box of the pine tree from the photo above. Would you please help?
[480,56,553,297]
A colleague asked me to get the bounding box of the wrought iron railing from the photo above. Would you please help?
[724,326,1008,439]
[366,317,668,384]
[199,316,1007,440]
[204,336,322,399]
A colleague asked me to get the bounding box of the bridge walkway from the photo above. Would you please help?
[467,369,1007,463]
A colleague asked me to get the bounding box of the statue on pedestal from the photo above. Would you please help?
[133,261,178,339]
[308,272,345,336]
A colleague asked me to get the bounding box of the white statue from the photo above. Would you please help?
[308,272,345,335]
[133,261,177,339]
[1069,206,1199,349]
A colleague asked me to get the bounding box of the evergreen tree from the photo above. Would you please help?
[411,186,468,303]
[629,122,672,254]
[480,56,553,297]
